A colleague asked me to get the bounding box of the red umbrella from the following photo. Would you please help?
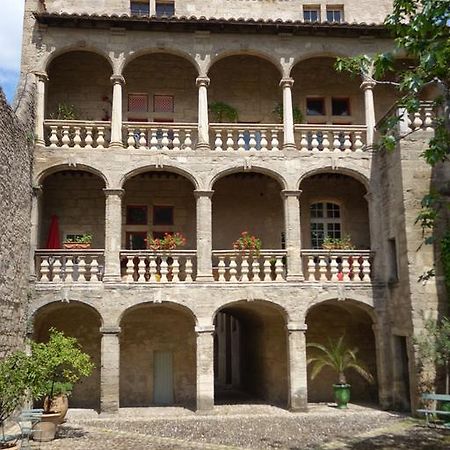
[46,215,61,249]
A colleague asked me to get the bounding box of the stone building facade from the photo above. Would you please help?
[17,0,448,413]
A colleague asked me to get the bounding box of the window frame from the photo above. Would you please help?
[310,201,342,249]
[126,205,148,225]
[153,205,174,226]
[326,6,344,23]
[155,0,175,17]
[128,93,149,113]
[303,5,321,23]
[130,1,150,16]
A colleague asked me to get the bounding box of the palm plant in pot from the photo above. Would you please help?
[307,336,374,408]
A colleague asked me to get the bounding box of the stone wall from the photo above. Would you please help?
[0,86,34,357]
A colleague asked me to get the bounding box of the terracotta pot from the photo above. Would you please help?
[0,444,19,450]
[63,242,91,249]
[32,412,61,442]
[43,394,69,423]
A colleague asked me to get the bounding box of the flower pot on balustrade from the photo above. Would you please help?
[63,242,91,250]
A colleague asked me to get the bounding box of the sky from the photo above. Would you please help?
[0,1,25,104]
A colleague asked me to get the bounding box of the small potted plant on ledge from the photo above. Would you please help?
[63,233,93,250]
[233,231,262,255]
[307,336,374,409]
[273,102,303,124]
[321,235,355,251]
[148,232,187,251]
[209,101,239,123]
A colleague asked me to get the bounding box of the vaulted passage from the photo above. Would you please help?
[214,301,288,407]
[119,304,196,407]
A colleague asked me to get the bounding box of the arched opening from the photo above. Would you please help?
[119,303,196,407]
[46,51,113,121]
[214,301,288,407]
[306,300,378,404]
[32,302,102,409]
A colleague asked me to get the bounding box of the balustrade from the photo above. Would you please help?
[400,101,435,133]
[212,250,287,282]
[35,250,104,283]
[122,122,197,151]
[301,250,372,282]
[44,120,111,149]
[294,125,367,153]
[120,251,196,282]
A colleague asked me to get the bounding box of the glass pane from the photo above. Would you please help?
[156,2,175,16]
[310,203,324,218]
[306,98,325,116]
[126,206,148,225]
[326,203,340,218]
[153,206,174,226]
[131,2,150,15]
[332,98,350,116]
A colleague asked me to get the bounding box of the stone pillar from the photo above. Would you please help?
[194,190,214,281]
[34,72,48,146]
[100,326,121,413]
[30,185,43,279]
[287,322,308,411]
[280,78,296,150]
[196,76,210,150]
[110,74,125,148]
[196,325,215,412]
[282,190,304,281]
[103,189,124,282]
[361,80,376,147]
[216,313,227,384]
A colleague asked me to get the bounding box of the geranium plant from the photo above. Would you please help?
[322,235,355,250]
[148,232,187,251]
[233,232,262,254]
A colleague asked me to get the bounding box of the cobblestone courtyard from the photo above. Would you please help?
[31,404,450,449]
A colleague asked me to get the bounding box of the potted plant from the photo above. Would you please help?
[233,231,262,255]
[321,235,355,251]
[49,103,78,120]
[30,329,94,441]
[63,233,93,250]
[0,351,31,449]
[307,336,374,409]
[148,232,186,251]
[209,101,239,123]
[272,102,303,124]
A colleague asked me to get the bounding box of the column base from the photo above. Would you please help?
[196,397,214,413]
[282,143,297,151]
[289,404,308,413]
[35,139,45,146]
[103,274,122,283]
[195,142,211,151]
[286,274,305,282]
[195,273,214,282]
[109,141,124,149]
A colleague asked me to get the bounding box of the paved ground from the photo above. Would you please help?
[29,404,450,449]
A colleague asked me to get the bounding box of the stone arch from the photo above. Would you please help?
[289,52,350,75]
[297,166,370,191]
[32,301,103,410]
[35,164,109,188]
[119,301,197,407]
[305,299,378,404]
[212,299,289,407]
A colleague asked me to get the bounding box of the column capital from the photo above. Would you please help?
[281,189,302,199]
[100,326,121,335]
[196,76,210,88]
[280,77,294,88]
[194,190,214,199]
[360,79,376,91]
[195,325,215,335]
[110,74,125,85]
[32,185,43,197]
[33,71,48,82]
[287,322,307,332]
[103,188,124,198]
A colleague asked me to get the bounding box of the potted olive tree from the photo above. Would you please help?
[307,336,374,408]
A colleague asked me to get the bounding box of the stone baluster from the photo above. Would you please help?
[195,190,214,281]
[248,131,257,151]
[300,133,308,152]
[215,130,223,151]
[287,323,308,411]
[172,256,180,282]
[271,129,279,151]
[40,257,50,282]
[49,126,59,148]
[100,326,121,413]
[138,257,146,281]
[241,256,250,281]
[275,256,284,281]
[160,257,169,283]
[172,130,181,151]
[318,256,328,281]
[195,325,215,411]
[354,131,363,152]
[73,127,82,149]
[330,256,339,282]
[127,129,136,150]
[65,257,74,282]
[139,131,148,150]
[103,189,124,282]
[184,130,192,151]
[110,74,125,148]
[280,78,296,150]
[149,258,158,281]
[263,256,271,281]
[149,129,158,151]
[91,257,100,282]
[85,127,94,149]
[342,256,350,281]
[124,257,134,282]
[78,256,87,282]
[333,132,341,152]
[362,257,371,282]
[96,127,105,149]
[322,131,330,152]
[33,72,48,146]
[196,76,210,150]
[218,256,226,281]
[52,257,62,282]
[185,257,193,282]
[412,112,423,130]
[61,126,71,148]
[310,133,319,153]
[343,134,352,152]
[237,131,246,151]
[307,256,316,281]
[260,131,268,151]
[161,129,170,151]
[226,131,234,152]
[229,258,238,281]
[361,79,376,147]
[424,106,434,131]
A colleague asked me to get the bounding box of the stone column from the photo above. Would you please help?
[30,185,43,279]
[100,326,121,413]
[196,76,210,150]
[280,78,296,150]
[361,79,376,147]
[282,190,304,281]
[34,72,48,146]
[287,322,308,411]
[109,74,125,148]
[194,190,214,281]
[103,189,124,282]
[196,325,215,412]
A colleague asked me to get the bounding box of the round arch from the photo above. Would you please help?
[121,49,200,75]
[288,52,350,76]
[297,166,370,191]
[35,164,110,187]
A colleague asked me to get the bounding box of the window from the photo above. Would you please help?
[332,98,350,116]
[126,232,148,250]
[310,202,341,248]
[326,6,344,23]
[303,6,320,23]
[153,206,174,226]
[130,1,150,16]
[306,98,325,116]
[153,95,174,113]
[128,94,148,113]
[156,1,175,16]
[126,205,148,225]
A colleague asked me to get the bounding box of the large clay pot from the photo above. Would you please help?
[0,444,19,450]
[43,394,69,424]
[333,384,351,409]
[32,413,60,442]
